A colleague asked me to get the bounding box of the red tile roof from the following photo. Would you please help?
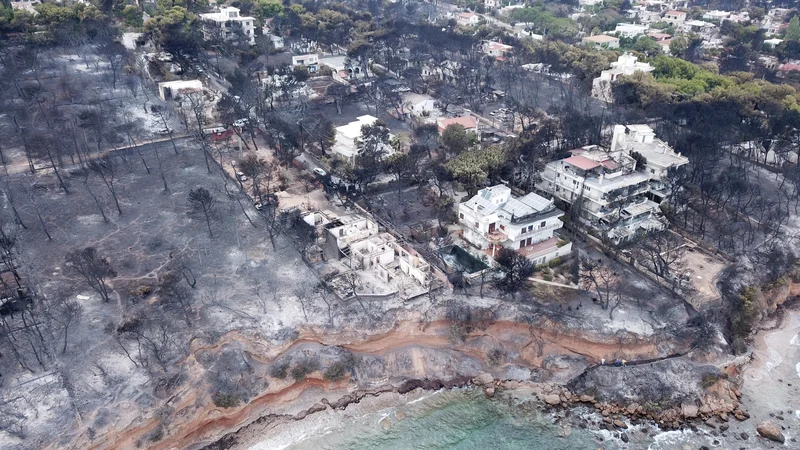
[600,159,619,169]
[438,116,478,130]
[563,155,601,171]
[778,63,800,72]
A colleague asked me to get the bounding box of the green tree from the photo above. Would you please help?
[444,146,505,196]
[350,122,391,191]
[122,5,143,28]
[786,16,800,41]
[633,36,661,56]
[668,35,688,57]
[254,0,283,20]
[440,124,473,156]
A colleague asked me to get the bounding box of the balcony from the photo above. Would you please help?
[513,222,561,239]
[485,229,508,242]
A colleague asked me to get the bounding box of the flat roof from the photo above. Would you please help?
[583,171,650,191]
[336,115,379,139]
[623,200,661,217]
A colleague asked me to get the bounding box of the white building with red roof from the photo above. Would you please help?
[437,116,478,134]
[536,124,688,243]
[456,12,482,26]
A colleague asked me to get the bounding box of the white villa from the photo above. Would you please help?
[592,53,654,103]
[613,23,650,38]
[199,7,256,45]
[458,185,571,264]
[537,124,688,243]
[331,115,393,161]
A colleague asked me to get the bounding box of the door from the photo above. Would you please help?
[488,223,496,233]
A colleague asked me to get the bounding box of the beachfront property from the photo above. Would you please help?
[458,184,571,264]
[322,213,433,289]
[537,124,688,243]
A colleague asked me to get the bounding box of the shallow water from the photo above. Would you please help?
[282,389,611,450]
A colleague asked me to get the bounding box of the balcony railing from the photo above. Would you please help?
[513,223,561,238]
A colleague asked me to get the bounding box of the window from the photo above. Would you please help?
[540,221,546,228]
[459,213,464,219]
[650,168,655,174]
[499,224,505,230]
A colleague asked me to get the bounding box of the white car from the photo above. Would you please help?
[157,128,172,135]
[313,167,327,177]
[236,171,248,182]
[233,118,249,128]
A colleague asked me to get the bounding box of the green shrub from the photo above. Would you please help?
[701,373,721,388]
[291,358,320,381]
[542,273,554,282]
[487,348,504,366]
[212,392,241,408]
[548,257,563,268]
[269,362,289,379]
[324,361,349,381]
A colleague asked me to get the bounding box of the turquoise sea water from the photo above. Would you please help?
[285,388,614,450]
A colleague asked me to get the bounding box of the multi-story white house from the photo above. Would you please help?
[331,115,394,162]
[592,53,654,102]
[662,10,687,26]
[199,7,256,45]
[458,185,571,265]
[292,54,319,73]
[613,23,650,38]
[537,124,688,243]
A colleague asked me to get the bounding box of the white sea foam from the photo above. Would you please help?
[766,347,783,374]
[647,429,696,450]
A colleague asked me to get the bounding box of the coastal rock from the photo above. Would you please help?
[474,373,494,386]
[681,403,699,418]
[544,394,561,406]
[485,387,495,397]
[613,420,627,429]
[579,395,596,403]
[756,421,785,443]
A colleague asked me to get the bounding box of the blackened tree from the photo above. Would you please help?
[65,247,117,303]
[188,188,217,237]
[494,248,534,296]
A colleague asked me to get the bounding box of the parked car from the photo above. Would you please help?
[157,128,172,135]
[312,167,327,177]
[233,118,249,128]
[236,171,248,182]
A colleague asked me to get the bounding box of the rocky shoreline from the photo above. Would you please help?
[202,364,769,450]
